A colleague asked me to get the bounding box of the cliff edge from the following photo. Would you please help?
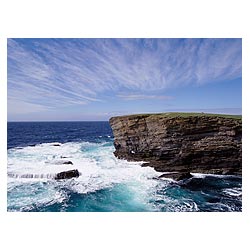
[109,113,242,176]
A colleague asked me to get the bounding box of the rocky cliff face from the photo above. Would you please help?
[109,114,242,176]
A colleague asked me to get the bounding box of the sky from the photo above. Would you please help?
[7,38,242,121]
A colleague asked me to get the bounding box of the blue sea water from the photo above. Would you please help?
[7,122,242,212]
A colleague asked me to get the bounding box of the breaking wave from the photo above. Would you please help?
[8,141,242,212]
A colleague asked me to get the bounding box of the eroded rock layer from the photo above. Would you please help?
[109,114,242,175]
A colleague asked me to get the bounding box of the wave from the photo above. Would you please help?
[7,141,242,212]
[223,187,242,197]
[8,173,56,179]
[191,173,241,179]
[7,141,160,211]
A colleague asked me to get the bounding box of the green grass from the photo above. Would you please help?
[115,112,242,120]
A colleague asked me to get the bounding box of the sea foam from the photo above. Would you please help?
[8,141,160,211]
[7,141,242,212]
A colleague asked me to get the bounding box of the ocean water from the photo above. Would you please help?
[7,122,242,212]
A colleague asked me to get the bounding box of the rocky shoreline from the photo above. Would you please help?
[109,113,242,180]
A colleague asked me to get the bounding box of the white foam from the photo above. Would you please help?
[223,187,242,197]
[7,180,68,211]
[8,142,242,211]
[191,172,240,178]
[8,141,160,210]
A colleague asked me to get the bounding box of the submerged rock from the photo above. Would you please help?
[62,161,73,165]
[45,160,73,165]
[159,172,193,181]
[109,113,242,175]
[54,169,80,180]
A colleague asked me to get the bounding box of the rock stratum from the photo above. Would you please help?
[109,113,242,177]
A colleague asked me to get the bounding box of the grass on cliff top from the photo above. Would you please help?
[116,112,242,120]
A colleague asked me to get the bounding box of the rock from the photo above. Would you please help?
[46,160,73,165]
[109,113,242,176]
[159,172,193,181]
[52,143,61,146]
[62,161,73,165]
[54,169,80,180]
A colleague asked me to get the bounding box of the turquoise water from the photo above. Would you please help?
[7,122,242,212]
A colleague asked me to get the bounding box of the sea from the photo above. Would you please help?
[7,121,242,212]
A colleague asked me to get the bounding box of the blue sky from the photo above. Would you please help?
[7,38,242,121]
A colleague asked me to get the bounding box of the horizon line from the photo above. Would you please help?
[7,110,242,122]
[7,120,110,122]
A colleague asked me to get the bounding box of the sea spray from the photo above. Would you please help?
[8,122,242,212]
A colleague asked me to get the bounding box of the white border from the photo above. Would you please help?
[0,1,249,250]
[0,38,7,211]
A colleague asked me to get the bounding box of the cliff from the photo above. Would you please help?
[109,113,242,176]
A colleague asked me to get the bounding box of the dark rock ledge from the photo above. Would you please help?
[109,113,242,180]
[55,169,80,180]
[158,172,193,181]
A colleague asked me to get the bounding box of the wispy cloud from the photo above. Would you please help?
[8,38,242,116]
[8,99,52,114]
[117,93,173,101]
